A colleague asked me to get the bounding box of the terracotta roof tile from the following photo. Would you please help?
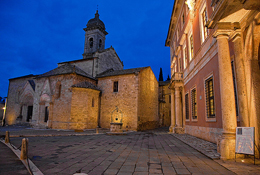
[37,64,95,80]
[72,81,101,91]
[97,67,149,78]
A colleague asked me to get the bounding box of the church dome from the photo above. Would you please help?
[84,10,107,34]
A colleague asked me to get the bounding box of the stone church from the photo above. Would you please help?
[5,10,159,131]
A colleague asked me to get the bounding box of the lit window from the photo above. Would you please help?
[113,81,118,92]
[185,93,189,120]
[205,77,215,118]
[191,88,197,120]
[202,8,208,39]
[183,45,188,69]
[178,57,182,72]
[189,35,194,60]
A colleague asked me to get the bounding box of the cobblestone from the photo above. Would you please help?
[171,133,220,159]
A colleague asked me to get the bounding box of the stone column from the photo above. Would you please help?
[216,33,237,159]
[169,89,175,132]
[174,86,184,134]
[232,32,249,127]
[47,102,53,128]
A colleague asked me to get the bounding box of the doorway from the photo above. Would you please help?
[27,106,33,122]
[44,106,49,122]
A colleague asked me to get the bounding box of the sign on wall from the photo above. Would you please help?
[235,127,255,155]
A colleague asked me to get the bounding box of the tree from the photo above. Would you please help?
[159,68,163,81]
[167,74,170,81]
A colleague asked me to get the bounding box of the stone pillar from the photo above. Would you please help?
[47,102,53,128]
[216,33,237,159]
[174,86,184,134]
[232,32,249,127]
[169,89,175,132]
[5,131,9,143]
[20,138,28,160]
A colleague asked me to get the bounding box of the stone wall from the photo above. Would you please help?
[70,88,100,129]
[99,74,139,130]
[33,74,96,129]
[185,125,223,144]
[58,48,123,77]
[59,59,98,77]
[137,67,159,130]
[158,83,171,127]
[5,75,36,125]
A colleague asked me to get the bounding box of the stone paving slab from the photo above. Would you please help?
[8,131,235,175]
[1,126,260,175]
[168,132,260,175]
[171,133,220,159]
[0,124,109,137]
[0,141,29,175]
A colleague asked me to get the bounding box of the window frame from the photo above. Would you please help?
[183,43,188,69]
[191,87,198,121]
[188,30,194,61]
[199,1,209,44]
[185,92,190,121]
[92,97,95,107]
[204,75,216,121]
[113,81,118,93]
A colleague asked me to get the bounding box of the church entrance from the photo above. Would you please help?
[44,106,49,122]
[27,106,33,122]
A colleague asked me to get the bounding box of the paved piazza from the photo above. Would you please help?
[9,131,235,175]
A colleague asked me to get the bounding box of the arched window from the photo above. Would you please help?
[56,82,62,99]
[99,39,102,49]
[92,98,94,107]
[58,84,61,98]
[89,38,93,48]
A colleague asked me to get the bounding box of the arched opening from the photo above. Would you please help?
[89,38,93,48]
[40,94,51,124]
[19,91,34,123]
[92,98,95,107]
[99,39,102,49]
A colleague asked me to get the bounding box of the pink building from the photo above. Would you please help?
[166,0,260,159]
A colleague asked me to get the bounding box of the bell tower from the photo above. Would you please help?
[83,10,108,59]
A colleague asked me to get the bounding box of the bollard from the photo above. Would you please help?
[5,131,9,143]
[20,138,28,160]
[96,126,99,134]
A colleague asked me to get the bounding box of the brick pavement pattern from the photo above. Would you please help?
[10,131,235,175]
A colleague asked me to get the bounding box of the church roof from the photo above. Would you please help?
[58,47,124,67]
[9,74,37,80]
[72,81,101,91]
[37,63,95,80]
[84,10,108,35]
[97,67,149,78]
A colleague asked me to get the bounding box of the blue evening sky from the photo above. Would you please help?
[0,0,173,97]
